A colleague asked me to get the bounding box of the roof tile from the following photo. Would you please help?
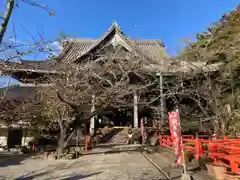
[60,38,168,64]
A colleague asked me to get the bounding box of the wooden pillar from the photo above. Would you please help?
[133,91,138,128]
[157,72,165,126]
[160,74,164,124]
[90,94,95,133]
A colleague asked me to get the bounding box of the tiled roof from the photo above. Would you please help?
[139,58,223,74]
[132,39,168,62]
[57,22,168,64]
[0,23,222,75]
[0,59,59,73]
[59,38,168,64]
[58,38,96,63]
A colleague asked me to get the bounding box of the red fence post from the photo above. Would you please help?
[230,159,240,173]
[208,140,215,161]
[85,136,88,152]
[223,136,228,140]
[195,138,203,160]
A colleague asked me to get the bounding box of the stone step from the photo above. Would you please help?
[108,128,129,144]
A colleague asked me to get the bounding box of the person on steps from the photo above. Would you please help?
[128,127,133,144]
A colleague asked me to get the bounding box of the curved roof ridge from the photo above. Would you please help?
[73,24,117,62]
[71,38,96,43]
[74,22,136,62]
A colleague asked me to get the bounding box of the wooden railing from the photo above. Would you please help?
[159,135,240,174]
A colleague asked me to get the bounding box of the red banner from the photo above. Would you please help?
[168,111,183,165]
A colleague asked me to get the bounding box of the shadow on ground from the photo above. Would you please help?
[60,172,102,180]
[16,171,50,180]
[0,154,39,168]
[16,171,102,180]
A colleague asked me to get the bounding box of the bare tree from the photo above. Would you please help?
[0,86,48,128]
[38,49,158,156]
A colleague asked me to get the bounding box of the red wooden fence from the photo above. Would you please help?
[159,135,240,174]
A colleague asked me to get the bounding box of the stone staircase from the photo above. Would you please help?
[108,127,129,145]
[92,127,141,153]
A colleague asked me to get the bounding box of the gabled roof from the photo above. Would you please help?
[57,22,168,64]
[0,23,168,73]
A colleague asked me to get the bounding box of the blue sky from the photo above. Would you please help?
[2,0,239,55]
[0,0,239,86]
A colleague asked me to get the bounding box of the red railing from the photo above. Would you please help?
[159,135,240,174]
[159,135,174,149]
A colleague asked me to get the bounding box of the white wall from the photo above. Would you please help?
[0,128,8,151]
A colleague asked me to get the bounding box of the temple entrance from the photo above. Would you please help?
[94,108,133,128]
[94,107,157,128]
[113,109,132,127]
[7,128,23,148]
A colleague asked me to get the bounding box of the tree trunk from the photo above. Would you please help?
[0,0,15,45]
[221,120,226,136]
[56,127,75,159]
[57,132,66,158]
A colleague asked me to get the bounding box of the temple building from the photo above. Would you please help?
[0,22,221,148]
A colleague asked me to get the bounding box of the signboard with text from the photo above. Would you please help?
[168,111,183,165]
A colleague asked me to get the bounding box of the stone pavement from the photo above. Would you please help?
[0,151,168,180]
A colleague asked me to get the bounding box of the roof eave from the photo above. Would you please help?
[0,67,59,75]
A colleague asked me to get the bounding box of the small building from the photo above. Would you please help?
[0,123,37,150]
[0,87,38,150]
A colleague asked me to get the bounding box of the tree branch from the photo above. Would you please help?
[20,0,55,16]
[0,0,15,44]
[56,91,79,109]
